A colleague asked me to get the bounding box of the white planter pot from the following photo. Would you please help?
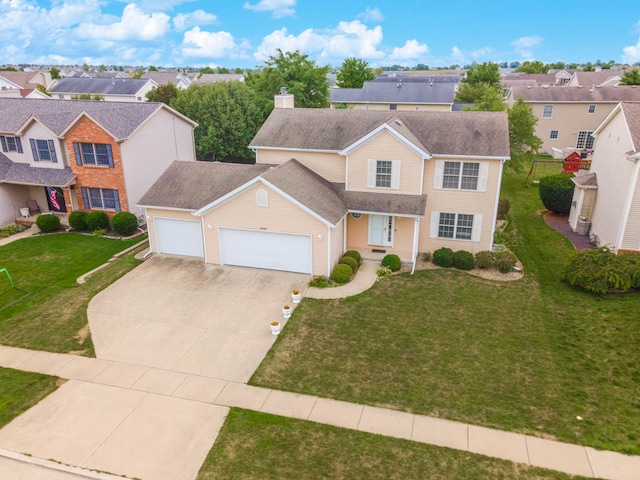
[282,307,292,319]
[291,292,301,303]
[270,323,281,335]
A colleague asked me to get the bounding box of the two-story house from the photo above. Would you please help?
[49,77,157,102]
[506,86,640,154]
[139,96,509,276]
[569,102,640,253]
[0,98,197,227]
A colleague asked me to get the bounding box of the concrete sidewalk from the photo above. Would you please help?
[306,259,379,299]
[1,345,639,480]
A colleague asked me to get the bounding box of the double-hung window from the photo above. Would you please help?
[430,211,482,241]
[576,131,594,149]
[81,187,121,211]
[29,139,58,163]
[376,160,392,188]
[74,142,114,167]
[542,105,553,118]
[367,159,400,189]
[0,135,23,153]
[442,161,480,190]
[550,130,559,140]
[588,105,596,114]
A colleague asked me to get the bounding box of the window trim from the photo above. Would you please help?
[434,160,487,192]
[256,188,268,207]
[0,135,23,153]
[542,105,553,118]
[429,211,483,242]
[73,142,114,168]
[80,187,121,211]
[588,105,596,114]
[29,138,58,163]
[576,131,595,150]
[549,130,559,140]
[367,159,400,189]
[389,104,397,111]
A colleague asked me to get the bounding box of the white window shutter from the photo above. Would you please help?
[472,214,483,242]
[391,160,401,189]
[477,162,489,192]
[433,160,444,189]
[367,159,376,188]
[429,211,440,238]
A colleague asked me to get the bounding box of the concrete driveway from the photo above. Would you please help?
[88,254,309,382]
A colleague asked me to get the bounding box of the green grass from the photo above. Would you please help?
[0,367,58,429]
[250,168,640,455]
[198,408,590,480]
[0,233,145,354]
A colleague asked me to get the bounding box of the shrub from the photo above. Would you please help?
[377,266,392,277]
[494,251,517,273]
[343,250,362,264]
[92,228,107,236]
[432,247,454,268]
[308,276,334,288]
[0,224,27,238]
[453,250,475,271]
[36,214,60,232]
[564,248,637,294]
[422,252,431,262]
[539,173,575,214]
[497,198,511,220]
[331,263,353,284]
[68,211,88,231]
[381,254,401,272]
[339,255,359,272]
[86,211,109,232]
[111,211,138,236]
[475,250,493,269]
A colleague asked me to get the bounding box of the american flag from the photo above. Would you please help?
[47,186,61,211]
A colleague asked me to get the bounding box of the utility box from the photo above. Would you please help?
[577,217,591,236]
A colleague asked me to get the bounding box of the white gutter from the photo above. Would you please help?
[490,158,507,251]
[616,155,640,252]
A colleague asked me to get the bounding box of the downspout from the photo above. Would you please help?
[411,218,420,275]
[615,155,640,252]
[490,159,507,251]
[327,225,331,277]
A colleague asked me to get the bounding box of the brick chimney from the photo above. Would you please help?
[274,87,294,108]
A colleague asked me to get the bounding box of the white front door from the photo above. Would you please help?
[368,215,394,247]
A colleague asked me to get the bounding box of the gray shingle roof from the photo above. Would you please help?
[49,77,152,96]
[333,184,426,216]
[509,85,640,103]
[331,81,456,104]
[621,102,640,152]
[570,71,625,87]
[0,98,169,140]
[141,72,187,86]
[374,74,461,83]
[250,108,510,158]
[572,172,598,188]
[0,152,75,186]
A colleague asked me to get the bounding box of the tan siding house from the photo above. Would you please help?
[569,102,640,253]
[140,106,509,276]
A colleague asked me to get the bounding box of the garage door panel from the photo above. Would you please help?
[155,218,204,258]
[219,228,312,274]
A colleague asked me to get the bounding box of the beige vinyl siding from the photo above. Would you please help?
[145,208,198,253]
[256,149,346,183]
[347,130,423,194]
[23,122,67,168]
[202,183,329,276]
[345,213,414,258]
[343,103,452,112]
[330,218,345,272]
[420,157,502,253]
[392,216,416,253]
[621,175,640,252]
[589,111,635,249]
[526,101,616,153]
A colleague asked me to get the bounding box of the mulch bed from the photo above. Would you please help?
[543,212,593,250]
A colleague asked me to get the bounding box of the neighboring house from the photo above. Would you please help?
[0,98,197,227]
[0,72,54,99]
[192,74,244,85]
[142,71,192,90]
[566,70,625,87]
[49,77,157,102]
[330,81,456,111]
[140,98,509,276]
[501,73,558,88]
[506,85,640,153]
[569,102,640,253]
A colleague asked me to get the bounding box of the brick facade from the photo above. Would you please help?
[65,116,129,214]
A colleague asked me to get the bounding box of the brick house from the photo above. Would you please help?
[0,98,196,226]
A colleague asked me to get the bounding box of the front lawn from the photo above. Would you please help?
[198,409,589,480]
[0,367,58,429]
[0,233,144,354]
[250,169,640,455]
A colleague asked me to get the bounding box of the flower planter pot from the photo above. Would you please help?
[282,307,292,319]
[291,291,301,303]
[270,322,281,335]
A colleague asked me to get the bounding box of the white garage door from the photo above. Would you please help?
[155,218,204,258]
[219,228,312,274]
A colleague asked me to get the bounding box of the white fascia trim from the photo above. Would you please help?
[616,157,640,252]
[137,204,195,213]
[251,146,340,154]
[349,209,423,219]
[339,123,430,159]
[592,102,623,137]
[192,177,262,216]
[431,154,508,161]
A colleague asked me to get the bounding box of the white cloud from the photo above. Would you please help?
[77,4,170,42]
[243,0,296,19]
[511,35,543,60]
[451,46,465,64]
[254,20,384,62]
[622,38,640,64]
[173,9,218,31]
[389,39,428,62]
[180,27,245,58]
[633,20,640,34]
[357,7,384,23]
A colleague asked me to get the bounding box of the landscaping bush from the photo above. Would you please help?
[110,211,138,236]
[475,250,493,269]
[422,251,431,262]
[381,254,401,272]
[539,173,575,214]
[376,266,392,277]
[453,250,475,271]
[331,263,353,284]
[86,211,109,232]
[35,214,60,232]
[494,251,517,273]
[564,248,638,294]
[339,255,359,272]
[308,276,334,288]
[0,224,27,238]
[68,211,88,231]
[497,198,511,220]
[432,247,454,268]
[343,250,362,264]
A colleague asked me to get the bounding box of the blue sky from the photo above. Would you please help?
[2,0,640,68]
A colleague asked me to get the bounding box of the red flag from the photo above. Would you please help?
[47,186,61,211]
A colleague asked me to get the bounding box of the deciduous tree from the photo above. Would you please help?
[336,57,375,88]
[620,68,640,86]
[508,97,543,172]
[146,82,179,105]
